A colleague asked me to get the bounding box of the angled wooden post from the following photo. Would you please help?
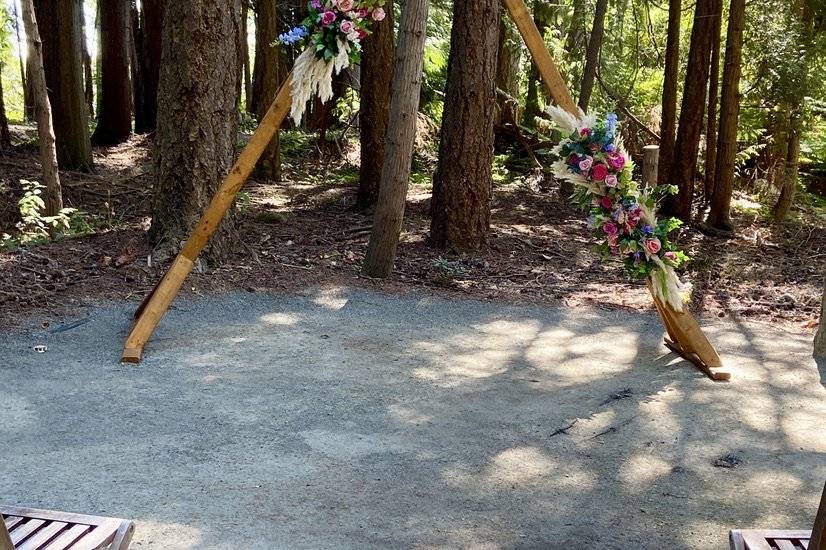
[121,74,294,363]
[503,0,728,381]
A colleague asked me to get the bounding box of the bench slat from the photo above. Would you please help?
[0,508,103,528]
[10,519,46,545]
[775,539,801,550]
[41,524,91,550]
[17,521,67,550]
[69,518,122,550]
[3,517,24,531]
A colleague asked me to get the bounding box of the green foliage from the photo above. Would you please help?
[1,180,80,249]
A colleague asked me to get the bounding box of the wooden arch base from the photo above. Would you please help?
[122,0,730,381]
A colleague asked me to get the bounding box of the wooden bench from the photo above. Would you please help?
[1,506,133,550]
[730,482,826,550]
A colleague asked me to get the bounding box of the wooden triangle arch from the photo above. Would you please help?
[121,0,730,381]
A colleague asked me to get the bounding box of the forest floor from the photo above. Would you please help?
[0,125,824,333]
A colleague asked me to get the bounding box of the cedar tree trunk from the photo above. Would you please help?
[578,0,608,112]
[137,0,164,133]
[658,0,681,187]
[704,2,722,201]
[251,0,282,180]
[92,0,132,145]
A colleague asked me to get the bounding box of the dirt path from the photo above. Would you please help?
[1,287,824,549]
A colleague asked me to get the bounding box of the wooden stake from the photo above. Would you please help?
[500,0,579,116]
[811,482,826,550]
[121,74,294,363]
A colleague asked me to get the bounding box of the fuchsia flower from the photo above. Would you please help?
[311,0,322,8]
[337,0,354,10]
[321,10,337,25]
[340,20,354,33]
[357,7,369,17]
[664,251,677,261]
[591,163,608,181]
[578,157,593,171]
[600,196,613,209]
[605,174,618,187]
[644,238,662,254]
[607,152,625,171]
[568,153,580,165]
[603,221,618,236]
[356,28,367,39]
[580,127,592,137]
[372,7,386,20]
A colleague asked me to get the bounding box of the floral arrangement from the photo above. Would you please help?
[278,0,387,124]
[547,106,690,311]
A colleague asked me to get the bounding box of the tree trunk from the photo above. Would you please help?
[564,0,586,86]
[80,6,94,120]
[92,0,132,145]
[578,0,608,112]
[706,0,745,231]
[362,0,429,277]
[12,0,32,122]
[251,0,282,180]
[772,117,801,222]
[32,0,93,171]
[21,0,62,216]
[130,0,146,133]
[0,72,11,149]
[494,16,521,129]
[658,0,680,187]
[703,2,722,202]
[663,0,719,220]
[357,0,395,210]
[138,0,164,133]
[150,0,241,263]
[816,281,826,358]
[429,0,499,251]
[241,1,252,112]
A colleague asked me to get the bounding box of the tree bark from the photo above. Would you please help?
[92,0,132,145]
[136,0,164,133]
[0,71,11,149]
[703,2,722,202]
[80,6,94,120]
[242,1,252,112]
[522,0,548,127]
[357,0,395,210]
[772,117,801,222]
[32,0,93,171]
[130,0,146,133]
[362,0,429,277]
[494,15,521,129]
[429,0,500,251]
[706,0,745,231]
[21,0,63,216]
[150,0,241,263]
[663,0,719,220]
[251,0,283,180]
[11,0,32,122]
[816,282,826,358]
[578,0,608,112]
[658,0,680,187]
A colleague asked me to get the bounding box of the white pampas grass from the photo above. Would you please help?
[289,40,351,125]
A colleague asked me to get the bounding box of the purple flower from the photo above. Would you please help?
[642,224,653,235]
[321,10,336,25]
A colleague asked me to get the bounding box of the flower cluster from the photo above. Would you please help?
[278,0,387,63]
[550,110,688,281]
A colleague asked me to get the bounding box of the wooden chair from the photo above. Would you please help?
[1,506,133,550]
[730,482,826,550]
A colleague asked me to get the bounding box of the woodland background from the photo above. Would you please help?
[0,0,824,341]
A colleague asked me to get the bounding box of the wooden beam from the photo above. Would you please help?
[500,0,579,116]
[812,482,826,550]
[121,73,294,363]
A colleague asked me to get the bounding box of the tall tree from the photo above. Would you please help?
[494,15,521,129]
[0,70,11,150]
[523,0,549,127]
[251,0,283,180]
[150,0,241,262]
[703,1,723,202]
[241,1,252,111]
[706,0,745,231]
[21,0,62,216]
[357,0,395,210]
[80,5,94,120]
[32,0,93,171]
[429,0,500,251]
[134,0,164,133]
[11,0,31,122]
[816,281,826,358]
[130,0,146,132]
[658,0,680,187]
[578,0,609,112]
[663,0,720,220]
[362,0,429,277]
[92,0,132,145]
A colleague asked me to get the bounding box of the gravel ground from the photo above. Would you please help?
[1,286,824,549]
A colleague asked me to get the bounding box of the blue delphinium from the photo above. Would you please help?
[278,26,308,45]
[606,112,618,137]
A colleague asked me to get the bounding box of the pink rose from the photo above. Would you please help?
[644,238,662,254]
[600,196,613,209]
[337,0,354,10]
[321,10,337,25]
[602,221,618,236]
[605,174,618,187]
[357,7,369,17]
[340,20,354,33]
[591,163,608,181]
[608,152,625,171]
[372,7,386,20]
[664,251,677,261]
[578,157,593,171]
[608,234,619,247]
